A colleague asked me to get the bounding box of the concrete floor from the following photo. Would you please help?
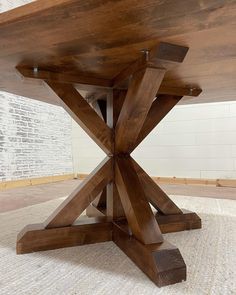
[0,179,235,213]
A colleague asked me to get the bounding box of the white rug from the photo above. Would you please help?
[0,196,235,295]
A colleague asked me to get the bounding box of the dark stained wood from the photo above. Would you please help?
[132,95,183,151]
[158,85,202,97]
[17,217,112,254]
[113,222,186,287]
[17,66,202,98]
[106,182,126,220]
[109,90,127,128]
[45,157,112,228]
[0,1,235,104]
[156,209,202,233]
[105,91,126,220]
[47,82,113,154]
[112,42,188,88]
[115,157,163,244]
[132,158,183,215]
[115,67,166,153]
[16,67,112,91]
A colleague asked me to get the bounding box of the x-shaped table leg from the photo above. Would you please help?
[16,43,201,287]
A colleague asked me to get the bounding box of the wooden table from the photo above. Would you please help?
[1,0,235,288]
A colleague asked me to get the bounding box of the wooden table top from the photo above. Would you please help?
[0,0,235,105]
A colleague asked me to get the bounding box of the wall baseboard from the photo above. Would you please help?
[78,174,236,188]
[153,177,236,188]
[0,174,76,191]
[1,173,236,191]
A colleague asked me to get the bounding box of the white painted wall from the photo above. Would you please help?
[72,101,236,179]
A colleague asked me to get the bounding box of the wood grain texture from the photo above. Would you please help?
[17,67,112,91]
[106,182,125,219]
[112,42,188,88]
[115,157,163,244]
[156,209,202,233]
[115,67,165,153]
[17,217,113,254]
[0,0,235,104]
[132,95,183,151]
[131,158,183,215]
[105,91,126,220]
[47,82,113,154]
[113,222,186,287]
[17,66,202,97]
[44,157,112,228]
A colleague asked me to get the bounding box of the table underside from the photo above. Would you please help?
[0,0,236,105]
[16,42,202,287]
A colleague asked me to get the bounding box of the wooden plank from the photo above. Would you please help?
[132,95,183,151]
[106,182,126,219]
[17,66,201,97]
[115,157,163,244]
[47,82,113,154]
[105,91,126,219]
[17,217,112,254]
[158,85,202,97]
[156,209,201,233]
[108,90,127,128]
[131,158,182,215]
[44,157,112,228]
[113,222,186,287]
[16,67,112,91]
[115,67,166,153]
[112,42,188,88]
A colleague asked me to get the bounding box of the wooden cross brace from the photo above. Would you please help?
[16,42,201,287]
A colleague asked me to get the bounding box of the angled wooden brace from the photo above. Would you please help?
[47,82,113,155]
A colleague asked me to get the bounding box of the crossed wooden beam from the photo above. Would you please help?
[16,42,202,287]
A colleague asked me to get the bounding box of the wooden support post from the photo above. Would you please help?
[115,157,163,244]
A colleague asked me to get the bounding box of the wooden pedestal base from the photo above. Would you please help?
[17,217,189,287]
[16,42,202,287]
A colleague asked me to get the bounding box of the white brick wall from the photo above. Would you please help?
[73,101,236,180]
[0,0,34,12]
[0,92,73,181]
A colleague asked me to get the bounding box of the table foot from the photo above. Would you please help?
[17,217,112,254]
[113,221,186,287]
[156,209,202,233]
